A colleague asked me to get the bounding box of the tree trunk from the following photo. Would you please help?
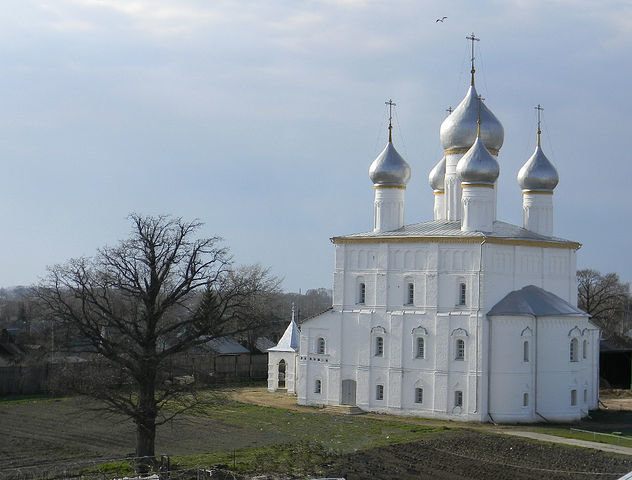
[135,379,157,472]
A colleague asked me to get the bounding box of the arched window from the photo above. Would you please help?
[317,337,326,355]
[416,337,425,359]
[358,283,366,304]
[314,379,322,394]
[406,282,414,305]
[415,387,423,404]
[376,384,384,400]
[582,339,587,359]
[278,359,286,388]
[455,339,465,360]
[570,338,579,362]
[375,336,384,357]
[523,340,529,362]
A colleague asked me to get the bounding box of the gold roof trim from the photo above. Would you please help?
[332,236,580,249]
[374,185,406,190]
[522,189,553,195]
[445,147,500,156]
[433,190,445,195]
[462,183,494,189]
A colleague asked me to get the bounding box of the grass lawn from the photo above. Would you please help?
[168,394,448,475]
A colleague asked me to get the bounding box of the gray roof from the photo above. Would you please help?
[269,319,300,352]
[254,336,275,353]
[333,220,578,247]
[488,285,587,318]
[201,337,250,355]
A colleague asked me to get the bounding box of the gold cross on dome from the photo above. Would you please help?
[466,33,480,85]
[385,99,396,142]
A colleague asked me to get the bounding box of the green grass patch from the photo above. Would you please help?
[162,391,450,476]
[0,393,67,405]
[186,396,447,453]
[530,427,632,447]
[80,460,134,476]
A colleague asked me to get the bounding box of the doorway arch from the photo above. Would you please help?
[278,359,286,388]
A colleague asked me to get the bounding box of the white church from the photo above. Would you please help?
[268,41,599,423]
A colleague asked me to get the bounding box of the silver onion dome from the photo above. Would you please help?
[517,145,559,191]
[429,156,446,191]
[440,85,504,154]
[456,136,499,184]
[369,142,411,186]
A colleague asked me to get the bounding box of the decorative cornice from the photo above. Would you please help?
[332,235,581,249]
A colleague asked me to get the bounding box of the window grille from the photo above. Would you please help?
[375,336,384,357]
[416,337,425,359]
[455,339,465,360]
[376,384,384,400]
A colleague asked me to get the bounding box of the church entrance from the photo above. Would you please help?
[278,359,286,388]
[341,379,356,405]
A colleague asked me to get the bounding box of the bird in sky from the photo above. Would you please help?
[436,16,447,22]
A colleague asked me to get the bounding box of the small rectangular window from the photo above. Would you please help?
[458,283,466,306]
[455,390,463,407]
[455,339,465,360]
[375,336,384,357]
[571,389,577,406]
[583,389,588,404]
[523,341,529,362]
[583,340,587,359]
[416,337,425,359]
[407,283,414,305]
[376,384,384,400]
[523,392,529,407]
[415,387,423,404]
[359,283,366,304]
[314,380,321,394]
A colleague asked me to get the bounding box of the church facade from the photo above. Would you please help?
[269,49,599,423]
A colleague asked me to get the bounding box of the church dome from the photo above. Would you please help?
[456,135,499,184]
[369,142,411,186]
[440,85,504,154]
[518,144,559,191]
[429,156,446,191]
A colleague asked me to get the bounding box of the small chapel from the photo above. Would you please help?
[268,35,599,423]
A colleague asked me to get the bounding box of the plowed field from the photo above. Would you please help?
[2,395,632,479]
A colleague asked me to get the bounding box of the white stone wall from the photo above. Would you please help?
[299,238,592,423]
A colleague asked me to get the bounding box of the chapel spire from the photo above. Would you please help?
[368,100,411,232]
[517,105,559,236]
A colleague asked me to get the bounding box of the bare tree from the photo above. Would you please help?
[37,214,279,469]
[577,269,630,335]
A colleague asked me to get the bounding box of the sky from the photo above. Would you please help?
[0,0,631,293]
